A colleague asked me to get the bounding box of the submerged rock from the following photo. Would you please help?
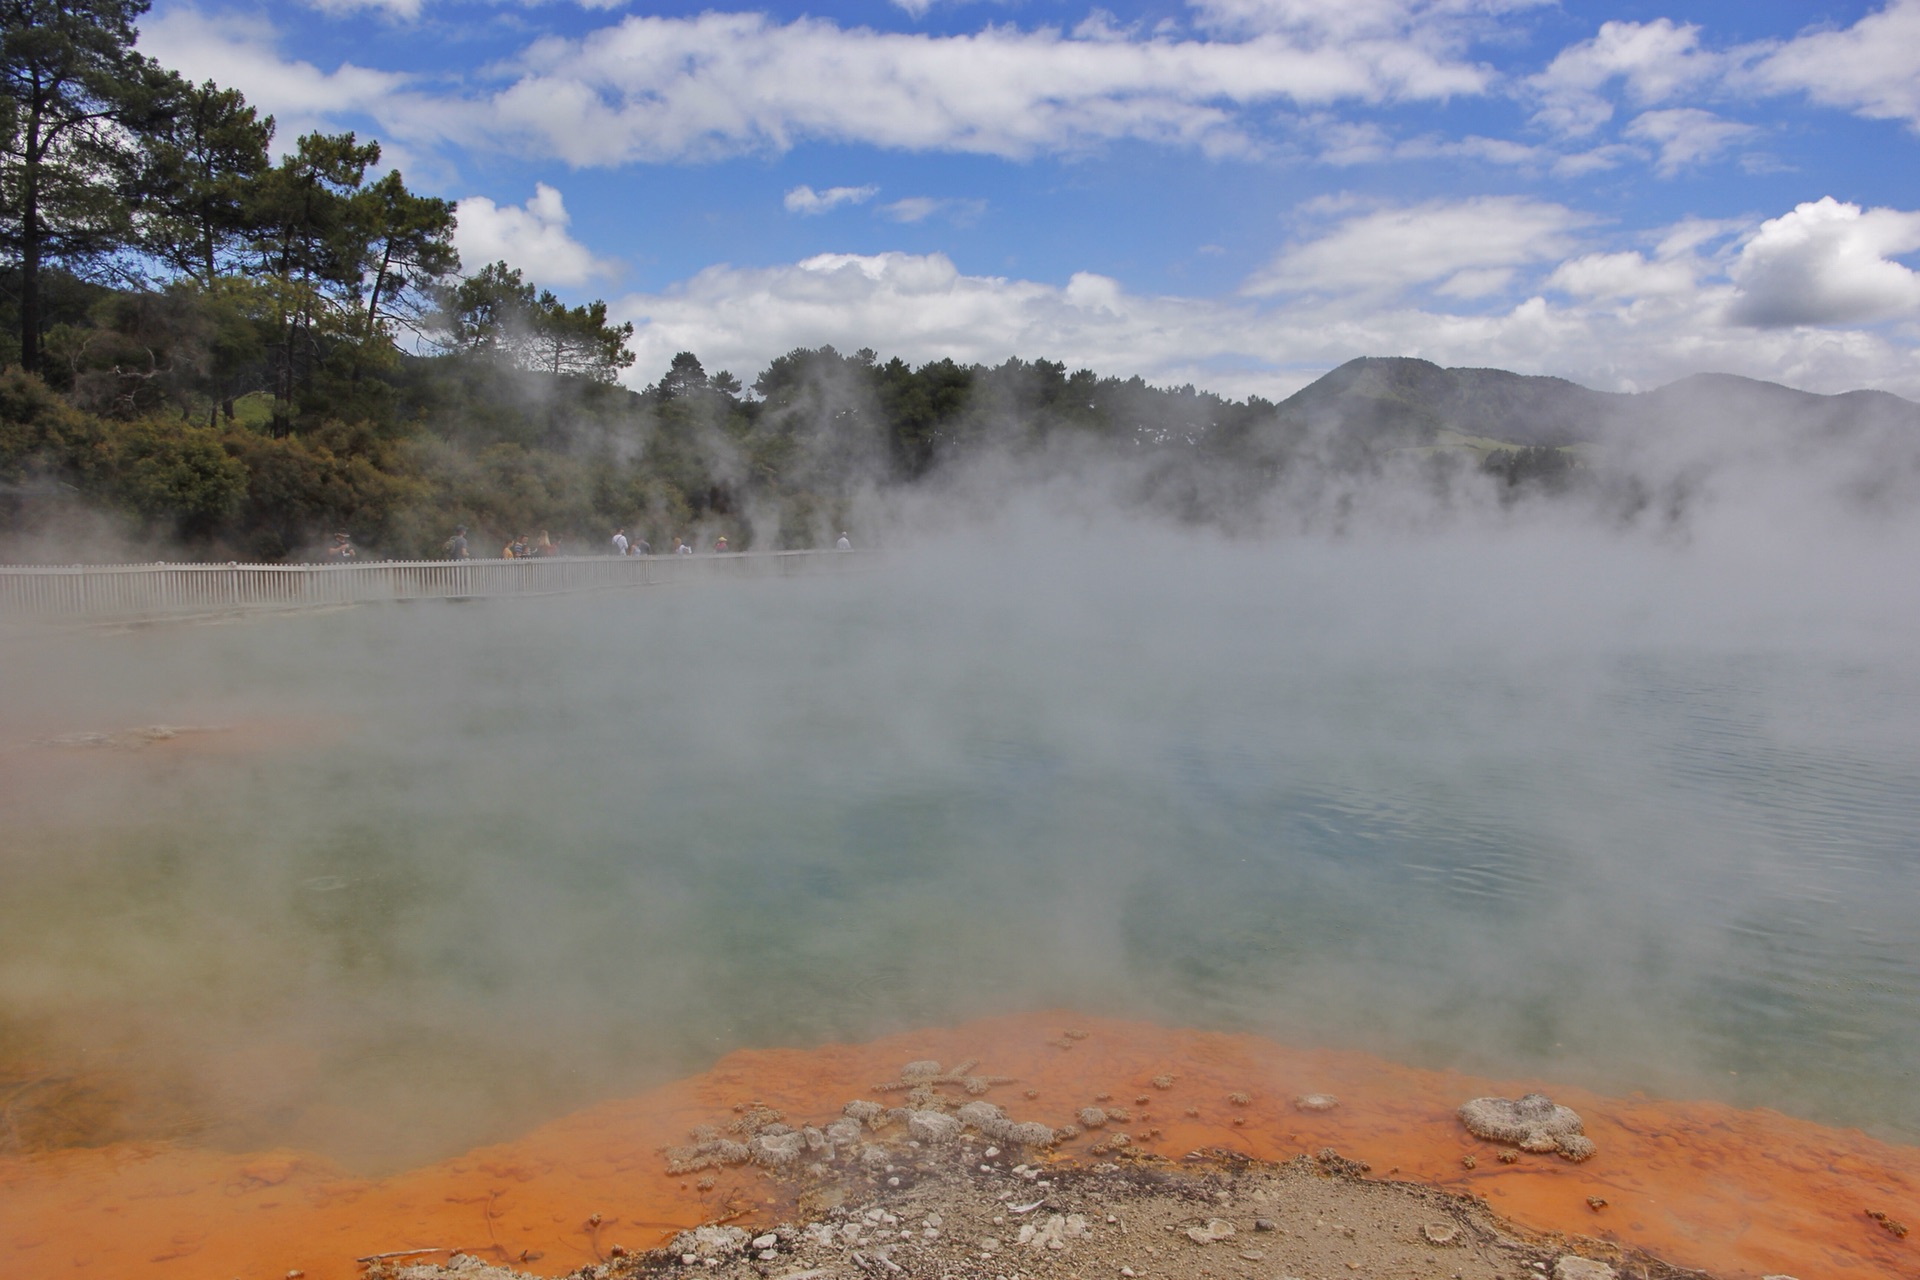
[749,1130,807,1166]
[844,1099,889,1129]
[1458,1093,1596,1162]
[662,1136,749,1174]
[955,1101,1055,1148]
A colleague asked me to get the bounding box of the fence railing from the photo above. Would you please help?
[0,551,865,620]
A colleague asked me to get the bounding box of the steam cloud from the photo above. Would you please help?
[3,384,1920,1174]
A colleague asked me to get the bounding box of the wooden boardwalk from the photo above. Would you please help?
[0,550,864,620]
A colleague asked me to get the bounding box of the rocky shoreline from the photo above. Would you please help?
[364,1057,1726,1280]
[366,1144,1710,1280]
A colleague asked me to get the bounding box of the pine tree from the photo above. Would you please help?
[0,0,152,372]
[129,70,273,286]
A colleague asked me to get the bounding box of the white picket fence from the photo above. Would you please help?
[0,550,864,620]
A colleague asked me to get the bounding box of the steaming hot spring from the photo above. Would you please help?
[4,529,1920,1280]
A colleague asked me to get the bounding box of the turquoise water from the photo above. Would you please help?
[4,535,1919,1169]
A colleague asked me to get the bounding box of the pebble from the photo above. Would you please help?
[1185,1218,1236,1245]
[1553,1259,1617,1280]
[1254,1218,1276,1231]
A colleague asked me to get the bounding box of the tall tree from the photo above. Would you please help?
[524,290,633,382]
[0,0,151,373]
[244,130,378,434]
[437,259,634,384]
[657,349,708,399]
[435,259,534,358]
[130,70,272,286]
[347,168,456,352]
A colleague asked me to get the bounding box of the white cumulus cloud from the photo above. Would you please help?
[1547,251,1699,302]
[473,11,1497,167]
[1188,0,1549,42]
[138,6,410,143]
[1728,197,1920,328]
[880,196,988,225]
[1243,196,1592,299]
[1526,18,1723,136]
[784,185,880,214]
[453,184,613,287]
[1747,0,1920,132]
[1622,108,1757,176]
[305,0,424,20]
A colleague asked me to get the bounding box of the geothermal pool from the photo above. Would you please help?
[3,529,1919,1273]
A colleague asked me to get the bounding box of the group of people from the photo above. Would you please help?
[423,525,855,560]
[497,531,563,559]
[616,528,717,555]
[610,529,853,554]
[438,527,565,559]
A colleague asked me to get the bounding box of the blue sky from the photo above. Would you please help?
[139,0,1920,398]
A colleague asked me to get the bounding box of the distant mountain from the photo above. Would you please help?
[1271,357,1920,451]
[1633,372,1920,442]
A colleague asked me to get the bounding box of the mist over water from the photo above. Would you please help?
[4,500,1920,1174]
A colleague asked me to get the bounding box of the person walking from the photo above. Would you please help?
[633,535,651,555]
[713,535,729,552]
[676,537,693,556]
[611,527,630,556]
[445,526,470,559]
[836,531,851,551]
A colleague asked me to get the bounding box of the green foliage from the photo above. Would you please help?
[436,260,534,359]
[104,416,244,532]
[221,418,424,559]
[0,361,93,480]
[127,71,272,284]
[0,6,661,557]
[437,260,634,383]
[0,365,242,536]
[0,0,154,372]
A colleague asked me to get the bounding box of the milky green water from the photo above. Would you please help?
[4,539,1918,1170]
